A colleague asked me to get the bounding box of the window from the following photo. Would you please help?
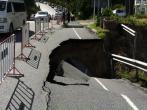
[12,2,25,12]
[38,12,48,15]
[0,1,6,11]
[7,2,12,12]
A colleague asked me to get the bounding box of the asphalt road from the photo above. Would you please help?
[0,2,147,110]
[43,25,147,110]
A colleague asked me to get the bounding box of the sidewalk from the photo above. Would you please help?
[78,20,95,26]
[0,21,64,110]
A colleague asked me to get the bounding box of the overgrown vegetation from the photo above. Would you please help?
[98,7,147,27]
[112,4,125,10]
[102,8,113,17]
[115,64,147,87]
[98,7,147,88]
[109,15,147,26]
[48,0,93,19]
[88,23,108,39]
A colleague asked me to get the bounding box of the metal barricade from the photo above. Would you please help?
[32,18,42,40]
[0,34,23,84]
[22,23,34,48]
[35,18,41,35]
[43,17,49,31]
[16,23,34,61]
[57,16,60,25]
[49,20,55,33]
[32,17,50,41]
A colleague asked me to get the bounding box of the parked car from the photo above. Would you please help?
[35,11,51,21]
[0,0,27,34]
[43,1,47,4]
[54,11,63,20]
[113,9,126,17]
[29,14,35,21]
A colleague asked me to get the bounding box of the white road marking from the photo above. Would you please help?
[73,27,139,110]
[73,28,82,39]
[121,94,139,110]
[94,78,109,91]
[73,28,109,91]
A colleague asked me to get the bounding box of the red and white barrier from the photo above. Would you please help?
[16,23,34,61]
[22,23,34,48]
[43,17,49,31]
[32,18,42,40]
[32,17,50,40]
[57,15,62,25]
[0,34,23,84]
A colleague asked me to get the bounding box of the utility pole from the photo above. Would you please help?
[108,0,110,8]
[93,0,96,20]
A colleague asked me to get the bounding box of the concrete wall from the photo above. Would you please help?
[46,39,111,81]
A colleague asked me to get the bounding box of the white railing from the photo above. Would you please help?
[0,34,23,84]
[16,23,34,61]
[112,54,147,72]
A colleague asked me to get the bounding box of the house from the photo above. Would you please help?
[134,0,147,14]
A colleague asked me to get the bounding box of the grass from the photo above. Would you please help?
[117,69,147,87]
[138,72,147,81]
[88,23,109,39]
[109,15,147,26]
[119,71,131,79]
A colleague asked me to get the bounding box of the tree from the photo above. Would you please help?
[47,0,93,19]
[125,0,134,15]
[111,0,125,5]
[24,0,40,18]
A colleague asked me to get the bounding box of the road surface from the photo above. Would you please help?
[0,2,147,110]
[42,24,147,110]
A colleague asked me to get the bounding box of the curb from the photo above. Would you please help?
[85,26,97,34]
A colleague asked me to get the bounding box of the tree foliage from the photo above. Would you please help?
[24,0,40,18]
[111,0,125,5]
[48,0,93,19]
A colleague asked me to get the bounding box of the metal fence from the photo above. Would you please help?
[32,17,50,40]
[111,24,146,80]
[35,18,41,35]
[42,17,49,31]
[16,23,34,61]
[0,34,23,84]
[112,54,147,72]
[22,23,34,48]
[32,18,42,40]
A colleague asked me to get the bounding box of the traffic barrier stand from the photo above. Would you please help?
[43,17,49,31]
[57,16,62,25]
[23,23,35,48]
[49,20,55,33]
[31,18,42,41]
[0,34,23,84]
[16,23,34,61]
[39,18,48,36]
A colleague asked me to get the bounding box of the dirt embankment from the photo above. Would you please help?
[104,21,147,62]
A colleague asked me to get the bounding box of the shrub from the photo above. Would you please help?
[102,8,113,17]
[108,15,147,26]
[88,23,109,39]
[112,4,125,10]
